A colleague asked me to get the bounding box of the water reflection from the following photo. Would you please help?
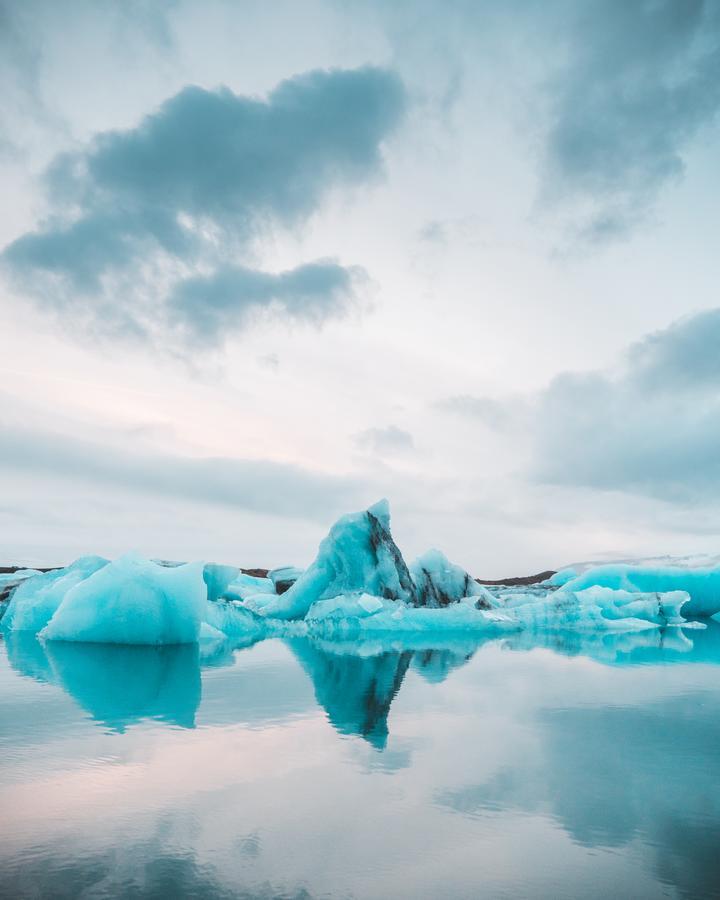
[288,638,413,748]
[437,692,720,898]
[5,636,201,731]
[3,623,720,899]
[502,618,720,666]
[4,622,720,738]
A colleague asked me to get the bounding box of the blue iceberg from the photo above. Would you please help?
[1,556,109,634]
[41,554,207,645]
[247,499,418,620]
[562,564,720,616]
[0,501,711,647]
[410,549,495,608]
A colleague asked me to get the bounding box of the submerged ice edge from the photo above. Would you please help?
[1,500,718,646]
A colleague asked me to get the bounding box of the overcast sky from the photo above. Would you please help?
[2,0,720,574]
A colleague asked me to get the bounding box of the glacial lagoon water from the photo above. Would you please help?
[2,626,720,899]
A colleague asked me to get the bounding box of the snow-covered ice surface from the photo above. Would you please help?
[2,500,719,647]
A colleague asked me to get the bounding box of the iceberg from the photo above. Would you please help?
[268,566,304,594]
[1,502,707,648]
[203,563,240,602]
[221,571,276,602]
[297,584,692,639]
[497,586,691,631]
[41,554,207,645]
[544,568,578,587]
[563,564,720,616]
[410,549,495,608]
[247,500,418,620]
[1,556,109,634]
[203,597,266,646]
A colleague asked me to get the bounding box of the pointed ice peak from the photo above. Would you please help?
[245,500,417,620]
[367,498,391,529]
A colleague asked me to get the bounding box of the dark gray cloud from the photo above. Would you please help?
[2,65,405,346]
[543,0,720,242]
[0,423,368,521]
[167,261,361,344]
[354,425,415,455]
[531,306,720,501]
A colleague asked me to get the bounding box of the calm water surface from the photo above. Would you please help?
[2,625,720,899]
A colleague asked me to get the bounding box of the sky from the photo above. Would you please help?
[1,0,720,574]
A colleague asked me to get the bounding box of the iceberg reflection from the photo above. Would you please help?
[502,618,720,666]
[6,636,201,731]
[287,638,413,748]
[4,622,720,741]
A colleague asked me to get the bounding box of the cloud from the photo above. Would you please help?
[0,423,368,521]
[167,261,362,345]
[2,65,405,347]
[354,425,415,455]
[531,306,720,501]
[542,0,720,242]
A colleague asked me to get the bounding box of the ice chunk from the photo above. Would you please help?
[248,500,418,620]
[544,568,578,587]
[563,564,720,616]
[303,593,517,638]
[268,566,304,594]
[299,582,691,639]
[499,586,690,631]
[0,568,42,582]
[1,556,109,634]
[410,549,495,608]
[222,572,276,602]
[41,554,207,645]
[203,597,266,644]
[0,569,43,607]
[203,563,240,602]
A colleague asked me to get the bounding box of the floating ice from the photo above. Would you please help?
[563,564,720,616]
[297,583,692,639]
[497,586,691,631]
[302,594,515,639]
[203,564,240,602]
[268,566,304,594]
[203,597,266,646]
[0,568,42,589]
[41,554,207,645]
[2,502,709,648]
[544,568,578,587]
[410,549,495,608]
[248,500,418,620]
[222,572,276,602]
[1,556,109,634]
